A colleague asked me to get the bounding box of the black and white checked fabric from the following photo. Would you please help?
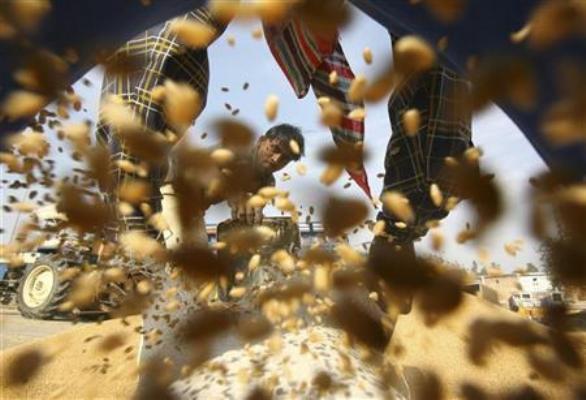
[95,6,226,241]
[378,63,473,243]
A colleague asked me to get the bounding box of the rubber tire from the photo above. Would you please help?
[16,255,70,319]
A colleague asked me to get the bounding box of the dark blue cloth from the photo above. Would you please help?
[1,0,585,177]
[352,0,586,177]
[0,0,204,134]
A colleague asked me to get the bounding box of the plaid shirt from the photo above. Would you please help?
[96,7,226,239]
[378,60,473,243]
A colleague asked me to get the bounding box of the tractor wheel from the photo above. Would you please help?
[17,255,70,319]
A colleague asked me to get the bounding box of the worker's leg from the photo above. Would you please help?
[135,184,208,396]
[371,65,472,322]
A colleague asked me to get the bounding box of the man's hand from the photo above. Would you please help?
[229,195,264,224]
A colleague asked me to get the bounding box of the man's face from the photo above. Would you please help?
[255,137,292,172]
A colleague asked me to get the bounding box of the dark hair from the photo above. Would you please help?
[263,123,305,161]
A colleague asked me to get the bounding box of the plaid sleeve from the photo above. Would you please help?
[379,64,472,243]
[96,6,227,240]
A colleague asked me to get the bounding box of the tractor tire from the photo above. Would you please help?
[17,255,70,319]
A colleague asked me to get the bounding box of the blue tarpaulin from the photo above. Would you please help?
[0,0,584,176]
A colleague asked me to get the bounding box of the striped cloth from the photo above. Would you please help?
[263,19,372,197]
[96,7,227,241]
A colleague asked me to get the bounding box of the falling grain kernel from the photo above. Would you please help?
[265,94,279,121]
[165,300,180,312]
[6,349,47,386]
[456,228,476,244]
[314,266,330,291]
[368,292,379,302]
[289,140,300,155]
[227,35,236,46]
[229,286,246,298]
[394,221,407,229]
[248,254,261,271]
[169,19,217,48]
[139,202,153,217]
[118,180,151,204]
[259,186,279,199]
[320,164,344,186]
[430,183,443,207]
[348,74,368,102]
[296,163,307,176]
[1,90,47,119]
[151,85,166,102]
[136,279,153,296]
[271,250,295,273]
[116,160,136,174]
[329,70,338,85]
[464,147,483,163]
[247,195,267,208]
[393,35,436,74]
[120,231,164,260]
[103,267,126,283]
[437,36,449,51]
[251,27,263,39]
[445,196,459,211]
[510,24,532,43]
[275,197,295,212]
[148,212,169,231]
[348,108,366,121]
[372,220,386,236]
[8,0,52,32]
[57,301,74,313]
[504,239,523,256]
[362,47,373,64]
[62,123,91,149]
[9,202,37,213]
[320,103,343,127]
[8,132,49,157]
[403,109,421,136]
[163,79,202,130]
[431,229,444,251]
[381,191,414,223]
[211,148,235,165]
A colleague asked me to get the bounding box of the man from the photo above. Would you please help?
[161,123,305,248]
[92,5,307,394]
[138,123,304,396]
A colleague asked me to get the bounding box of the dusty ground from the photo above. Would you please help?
[0,314,141,400]
[0,309,78,351]
[389,294,586,399]
[0,296,585,399]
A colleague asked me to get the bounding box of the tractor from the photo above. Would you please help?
[4,204,325,319]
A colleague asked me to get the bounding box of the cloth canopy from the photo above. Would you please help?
[0,0,584,178]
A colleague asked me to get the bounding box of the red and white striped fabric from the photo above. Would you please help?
[264,18,372,198]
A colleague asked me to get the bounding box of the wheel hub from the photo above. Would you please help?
[22,265,55,308]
